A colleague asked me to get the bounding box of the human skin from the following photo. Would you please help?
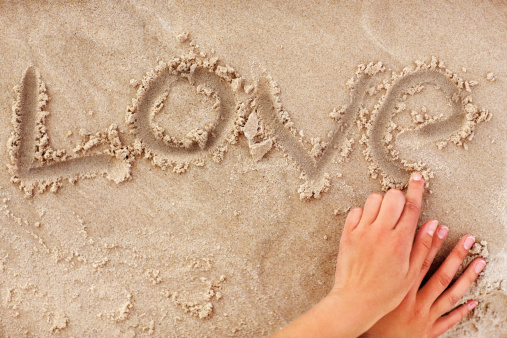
[361,229,485,337]
[273,172,484,337]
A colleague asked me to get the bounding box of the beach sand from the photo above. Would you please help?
[0,1,505,336]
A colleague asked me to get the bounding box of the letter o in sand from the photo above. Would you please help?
[126,57,237,171]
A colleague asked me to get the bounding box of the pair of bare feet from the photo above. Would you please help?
[274,173,485,337]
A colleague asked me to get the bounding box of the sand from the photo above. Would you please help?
[0,1,505,337]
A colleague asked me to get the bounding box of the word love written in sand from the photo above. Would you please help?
[8,55,490,198]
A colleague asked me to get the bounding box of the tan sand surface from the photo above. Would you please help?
[0,1,505,336]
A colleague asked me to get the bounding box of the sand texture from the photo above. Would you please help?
[0,1,506,337]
